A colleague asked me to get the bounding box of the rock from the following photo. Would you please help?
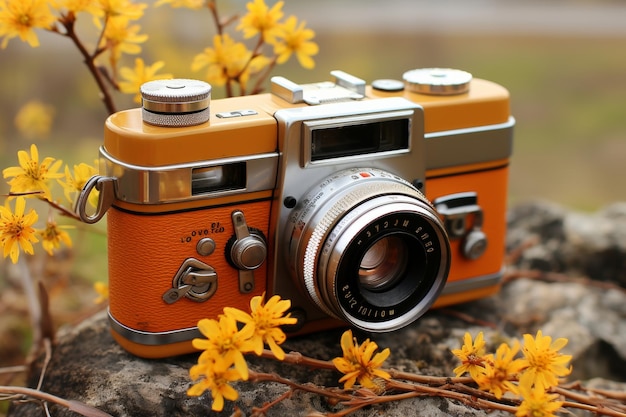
[9,309,512,417]
[507,200,626,286]
[8,200,626,416]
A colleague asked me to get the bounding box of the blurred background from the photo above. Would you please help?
[0,0,625,397]
[1,0,624,209]
[1,0,626,210]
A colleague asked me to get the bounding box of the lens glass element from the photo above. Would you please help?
[358,236,408,292]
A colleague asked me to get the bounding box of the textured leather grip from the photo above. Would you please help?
[107,200,271,334]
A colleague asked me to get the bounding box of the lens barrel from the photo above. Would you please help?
[286,168,450,332]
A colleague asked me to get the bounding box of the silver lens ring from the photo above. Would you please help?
[286,168,450,332]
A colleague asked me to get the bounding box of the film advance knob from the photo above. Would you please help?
[140,79,211,127]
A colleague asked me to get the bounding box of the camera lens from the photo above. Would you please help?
[286,168,450,333]
[358,236,407,292]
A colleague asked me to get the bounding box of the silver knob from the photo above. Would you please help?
[403,68,472,96]
[230,211,267,270]
[140,79,211,127]
[229,211,267,293]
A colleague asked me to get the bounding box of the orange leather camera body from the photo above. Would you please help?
[77,69,514,358]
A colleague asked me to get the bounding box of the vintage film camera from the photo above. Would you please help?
[77,68,514,358]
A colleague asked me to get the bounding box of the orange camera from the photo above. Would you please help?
[77,68,514,358]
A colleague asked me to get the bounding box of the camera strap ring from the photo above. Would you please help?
[75,175,117,224]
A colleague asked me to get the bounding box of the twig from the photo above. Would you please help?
[249,54,278,95]
[248,371,353,403]
[553,386,626,414]
[18,257,42,356]
[54,11,117,115]
[0,366,27,375]
[251,387,294,416]
[0,386,113,417]
[34,339,52,392]
[261,349,337,372]
[385,379,520,414]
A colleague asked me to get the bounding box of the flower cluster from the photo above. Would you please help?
[452,330,572,417]
[0,0,171,113]
[1,144,99,263]
[161,0,318,96]
[1,0,317,114]
[187,293,297,411]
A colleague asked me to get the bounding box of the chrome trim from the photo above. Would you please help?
[143,98,210,114]
[108,310,201,346]
[425,117,515,170]
[440,269,503,295]
[99,148,278,204]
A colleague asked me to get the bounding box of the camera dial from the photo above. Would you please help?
[285,168,450,333]
[140,78,211,127]
[403,68,472,95]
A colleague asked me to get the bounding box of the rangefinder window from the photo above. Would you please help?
[309,118,410,162]
[191,162,246,195]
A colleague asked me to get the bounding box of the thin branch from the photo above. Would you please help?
[248,371,353,402]
[54,11,117,114]
[18,257,42,355]
[0,366,28,375]
[34,339,52,392]
[249,54,278,95]
[0,386,114,417]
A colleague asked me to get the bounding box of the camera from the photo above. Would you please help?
[77,68,514,358]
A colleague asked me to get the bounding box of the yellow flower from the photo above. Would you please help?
[474,341,526,399]
[50,0,103,17]
[58,162,99,208]
[0,197,39,263]
[192,316,255,380]
[97,0,145,20]
[14,100,55,140]
[187,356,240,412]
[155,0,205,9]
[332,329,391,390]
[451,331,487,379]
[520,330,572,391]
[0,0,56,48]
[236,0,284,44]
[223,293,297,360]
[100,15,147,62]
[93,281,109,304]
[38,220,72,256]
[516,373,564,417]
[3,144,64,200]
[191,33,262,87]
[273,15,318,70]
[119,58,172,103]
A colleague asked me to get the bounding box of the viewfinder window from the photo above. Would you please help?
[309,118,410,162]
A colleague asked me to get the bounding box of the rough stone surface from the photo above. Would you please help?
[507,200,626,286]
[8,200,626,417]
